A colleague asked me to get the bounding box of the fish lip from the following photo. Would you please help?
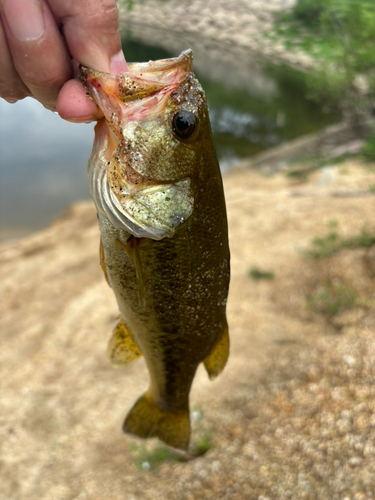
[80,50,194,119]
[126,49,193,77]
[80,49,193,85]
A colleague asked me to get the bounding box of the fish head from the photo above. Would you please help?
[82,50,212,239]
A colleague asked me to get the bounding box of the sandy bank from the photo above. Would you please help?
[2,158,375,498]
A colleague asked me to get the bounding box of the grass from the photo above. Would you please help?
[286,168,310,181]
[130,429,214,471]
[285,154,357,182]
[306,224,375,259]
[249,267,275,280]
[130,443,183,471]
[305,220,375,318]
[194,432,213,454]
[307,279,357,317]
[362,135,375,162]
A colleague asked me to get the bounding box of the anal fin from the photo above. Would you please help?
[123,392,190,450]
[107,317,142,366]
[203,317,229,380]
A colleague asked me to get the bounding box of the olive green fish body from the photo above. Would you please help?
[83,50,230,449]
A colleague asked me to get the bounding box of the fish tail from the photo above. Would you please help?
[123,392,190,450]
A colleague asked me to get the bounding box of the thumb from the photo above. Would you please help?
[48,0,128,73]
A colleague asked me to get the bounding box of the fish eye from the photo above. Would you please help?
[172,110,197,139]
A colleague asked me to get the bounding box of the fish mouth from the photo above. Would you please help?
[118,49,193,84]
[80,50,193,121]
[81,49,193,86]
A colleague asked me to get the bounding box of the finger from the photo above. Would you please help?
[47,0,128,73]
[0,18,31,102]
[0,0,73,110]
[57,79,103,122]
[52,0,128,122]
[56,54,126,122]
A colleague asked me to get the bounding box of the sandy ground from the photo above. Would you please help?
[2,159,375,499]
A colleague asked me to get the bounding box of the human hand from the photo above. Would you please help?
[0,0,128,122]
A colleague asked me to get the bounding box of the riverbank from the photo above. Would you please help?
[2,156,375,498]
[118,0,312,70]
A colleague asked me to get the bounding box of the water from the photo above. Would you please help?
[0,100,95,241]
[0,38,338,241]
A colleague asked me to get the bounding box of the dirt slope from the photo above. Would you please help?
[1,159,375,499]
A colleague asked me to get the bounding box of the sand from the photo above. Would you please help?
[2,159,375,499]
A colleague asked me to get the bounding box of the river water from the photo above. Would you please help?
[0,38,337,241]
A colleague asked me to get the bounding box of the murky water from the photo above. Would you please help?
[0,38,338,241]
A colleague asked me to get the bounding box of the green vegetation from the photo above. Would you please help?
[284,152,349,181]
[362,134,375,162]
[194,432,213,454]
[285,152,359,181]
[129,428,214,471]
[307,278,357,317]
[306,222,375,259]
[273,0,375,127]
[124,0,134,10]
[305,220,375,318]
[249,267,275,280]
[286,168,310,181]
[130,443,182,471]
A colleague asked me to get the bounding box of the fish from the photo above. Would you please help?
[81,49,230,450]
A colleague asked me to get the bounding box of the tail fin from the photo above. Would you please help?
[123,392,190,450]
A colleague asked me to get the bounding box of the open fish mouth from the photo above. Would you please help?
[81,49,193,86]
[81,50,193,123]
[117,49,193,84]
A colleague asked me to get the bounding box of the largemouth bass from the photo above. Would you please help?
[82,50,230,450]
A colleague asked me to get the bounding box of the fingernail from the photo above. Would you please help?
[2,0,44,41]
[63,115,95,123]
[110,51,129,74]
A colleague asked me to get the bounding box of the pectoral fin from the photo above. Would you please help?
[123,392,190,450]
[107,317,142,366]
[203,318,229,380]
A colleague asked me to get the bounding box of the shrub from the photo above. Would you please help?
[277,0,375,128]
